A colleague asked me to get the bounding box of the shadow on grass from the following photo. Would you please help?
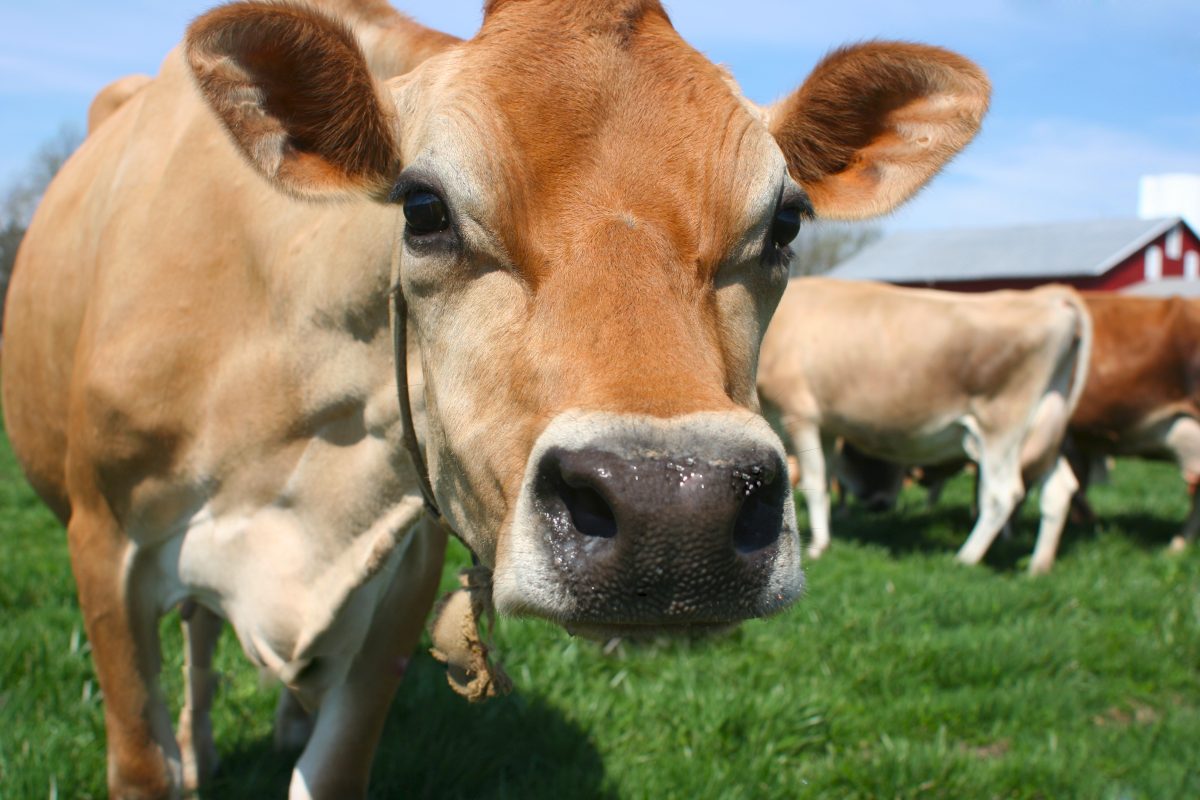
[1090,511,1185,549]
[201,653,612,800]
[825,489,1187,573]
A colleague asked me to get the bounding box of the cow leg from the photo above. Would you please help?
[178,603,222,792]
[956,438,1023,566]
[924,471,946,508]
[790,424,832,559]
[1063,436,1097,525]
[786,454,801,490]
[1173,482,1200,553]
[274,687,316,752]
[1000,489,1028,542]
[1167,416,1200,552]
[288,517,447,800]
[68,508,180,799]
[1029,456,1079,575]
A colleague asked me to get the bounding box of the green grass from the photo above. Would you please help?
[2,417,1199,799]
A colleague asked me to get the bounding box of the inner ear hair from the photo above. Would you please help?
[186,1,401,200]
[770,41,990,220]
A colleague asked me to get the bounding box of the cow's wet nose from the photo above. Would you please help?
[532,446,786,614]
[494,412,803,627]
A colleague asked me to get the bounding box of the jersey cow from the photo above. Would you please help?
[1067,293,1200,550]
[833,292,1200,565]
[758,279,1090,573]
[1,1,988,797]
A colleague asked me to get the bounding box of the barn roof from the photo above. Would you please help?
[829,216,1183,283]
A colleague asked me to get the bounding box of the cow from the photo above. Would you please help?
[0,1,988,797]
[757,278,1090,574]
[836,292,1200,561]
[1067,293,1200,551]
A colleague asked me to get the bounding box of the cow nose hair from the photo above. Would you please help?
[535,446,785,562]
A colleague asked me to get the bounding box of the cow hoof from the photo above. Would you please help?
[108,769,177,800]
[178,725,219,793]
[181,751,219,795]
[806,545,827,560]
[1168,535,1189,554]
[1028,559,1053,576]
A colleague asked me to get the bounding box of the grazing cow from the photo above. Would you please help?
[758,279,1090,573]
[1,1,988,796]
[1067,293,1200,550]
[838,292,1200,560]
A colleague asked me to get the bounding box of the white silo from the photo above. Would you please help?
[1139,174,1200,230]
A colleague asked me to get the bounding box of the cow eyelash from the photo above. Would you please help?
[762,191,812,268]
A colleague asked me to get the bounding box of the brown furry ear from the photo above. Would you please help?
[186,1,401,200]
[768,42,989,220]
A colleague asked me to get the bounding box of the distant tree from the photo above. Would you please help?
[788,220,881,277]
[1,125,82,332]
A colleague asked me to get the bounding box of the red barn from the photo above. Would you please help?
[830,217,1200,295]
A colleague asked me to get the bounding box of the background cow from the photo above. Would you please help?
[1,0,987,796]
[758,279,1090,573]
[1067,293,1200,551]
[841,292,1200,561]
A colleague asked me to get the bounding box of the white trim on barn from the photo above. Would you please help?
[1167,227,1184,259]
[1145,245,1163,282]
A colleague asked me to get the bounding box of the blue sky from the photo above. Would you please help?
[1,0,1197,230]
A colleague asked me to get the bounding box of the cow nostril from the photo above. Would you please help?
[561,481,618,539]
[732,474,784,555]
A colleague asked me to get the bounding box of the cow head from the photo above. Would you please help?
[187,0,988,637]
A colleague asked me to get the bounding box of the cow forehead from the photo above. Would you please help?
[396,2,785,272]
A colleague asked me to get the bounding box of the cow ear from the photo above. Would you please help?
[768,42,989,220]
[186,2,401,201]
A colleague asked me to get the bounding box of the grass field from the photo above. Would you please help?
[2,417,1199,799]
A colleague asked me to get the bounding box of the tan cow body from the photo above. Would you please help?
[2,1,987,796]
[1068,293,1200,549]
[758,278,1091,573]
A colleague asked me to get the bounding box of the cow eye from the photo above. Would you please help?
[771,205,803,248]
[403,190,449,235]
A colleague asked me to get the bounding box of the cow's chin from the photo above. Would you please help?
[562,620,740,643]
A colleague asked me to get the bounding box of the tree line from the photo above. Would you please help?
[0,126,81,333]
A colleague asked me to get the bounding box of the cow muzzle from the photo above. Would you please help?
[493,411,804,636]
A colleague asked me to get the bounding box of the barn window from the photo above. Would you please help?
[1186,251,1199,280]
[1167,227,1183,260]
[1145,246,1163,281]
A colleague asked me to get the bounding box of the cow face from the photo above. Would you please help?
[187,0,988,636]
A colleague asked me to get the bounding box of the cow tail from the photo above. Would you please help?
[1060,288,1093,417]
